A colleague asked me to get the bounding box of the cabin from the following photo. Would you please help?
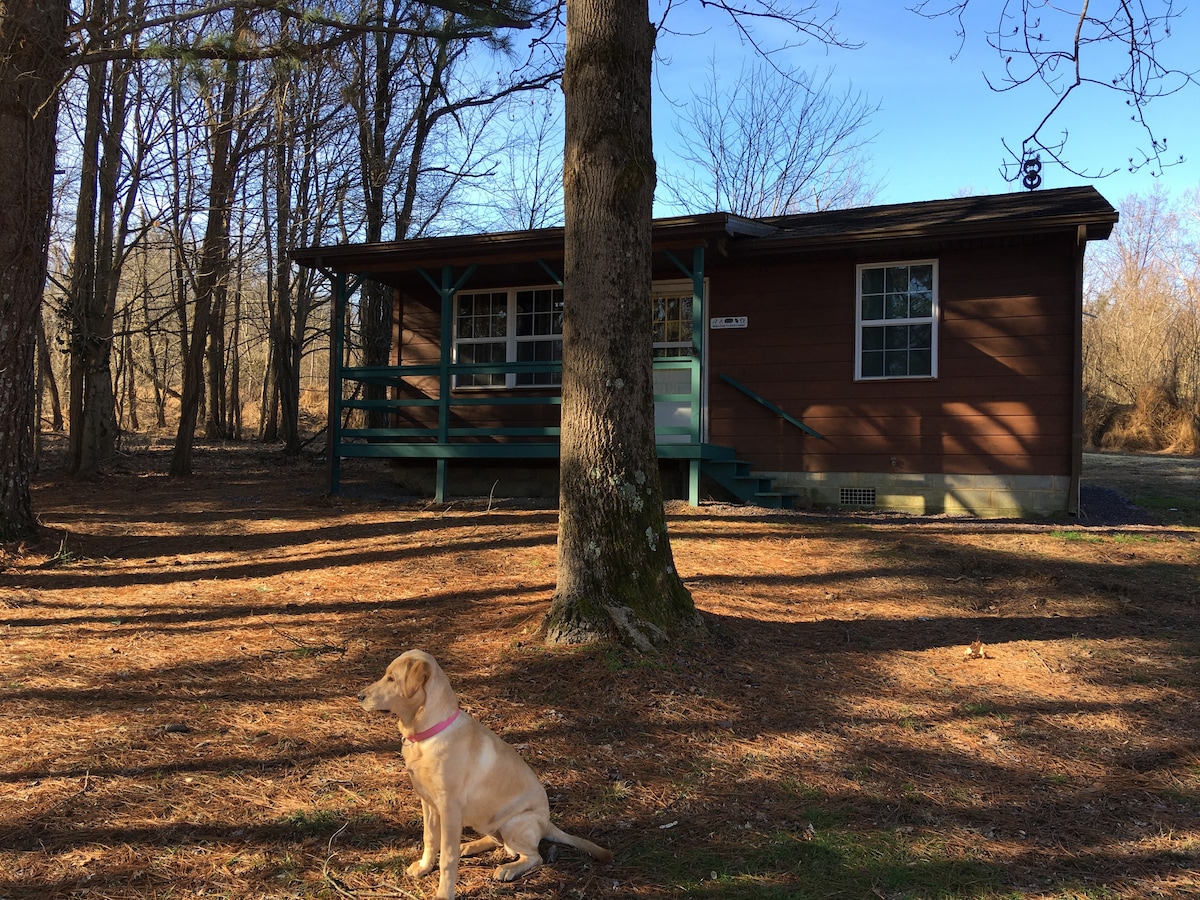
[291,185,1117,517]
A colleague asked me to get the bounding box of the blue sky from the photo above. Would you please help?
[650,2,1199,209]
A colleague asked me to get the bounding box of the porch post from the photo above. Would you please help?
[328,272,348,493]
[689,246,705,505]
[436,265,453,502]
[418,263,477,503]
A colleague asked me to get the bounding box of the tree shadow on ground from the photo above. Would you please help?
[4,446,1197,898]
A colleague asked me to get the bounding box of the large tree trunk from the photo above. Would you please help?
[67,31,133,477]
[170,18,243,477]
[543,0,700,649]
[0,0,67,540]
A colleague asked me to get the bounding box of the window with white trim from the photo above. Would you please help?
[454,287,563,388]
[454,283,698,389]
[514,288,564,386]
[652,287,694,358]
[855,261,937,379]
[454,290,509,387]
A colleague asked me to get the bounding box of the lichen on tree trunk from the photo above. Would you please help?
[543,0,702,649]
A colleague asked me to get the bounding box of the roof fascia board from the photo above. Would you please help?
[291,214,743,274]
[740,214,1117,256]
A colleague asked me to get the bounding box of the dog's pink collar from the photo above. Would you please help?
[407,708,460,743]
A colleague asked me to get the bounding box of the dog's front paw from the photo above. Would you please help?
[407,857,436,878]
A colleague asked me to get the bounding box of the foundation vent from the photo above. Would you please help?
[840,487,877,506]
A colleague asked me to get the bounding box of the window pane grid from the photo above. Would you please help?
[455,339,507,387]
[653,291,694,359]
[857,262,936,380]
[515,288,564,339]
[514,288,563,386]
[454,284,695,387]
[455,287,565,388]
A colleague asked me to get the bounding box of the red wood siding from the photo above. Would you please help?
[706,234,1079,477]
[388,231,1083,477]
[393,291,559,435]
[391,293,440,430]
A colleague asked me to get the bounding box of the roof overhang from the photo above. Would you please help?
[290,186,1117,280]
[290,212,775,278]
[747,185,1118,255]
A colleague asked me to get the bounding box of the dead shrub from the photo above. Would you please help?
[1092,383,1200,455]
[1083,393,1121,449]
[1166,404,1200,455]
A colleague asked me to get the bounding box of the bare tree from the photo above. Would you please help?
[2,0,555,532]
[914,0,1197,182]
[480,93,565,230]
[62,0,156,476]
[248,10,355,449]
[342,3,560,424]
[661,59,879,216]
[170,7,260,476]
[544,0,859,648]
[0,0,68,539]
[1085,188,1199,414]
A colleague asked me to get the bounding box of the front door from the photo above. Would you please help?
[652,282,705,444]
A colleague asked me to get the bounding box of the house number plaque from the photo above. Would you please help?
[710,316,748,329]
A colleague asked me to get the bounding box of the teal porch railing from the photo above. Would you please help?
[327,249,714,503]
[329,356,723,502]
[718,373,824,439]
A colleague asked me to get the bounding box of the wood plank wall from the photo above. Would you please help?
[705,234,1078,477]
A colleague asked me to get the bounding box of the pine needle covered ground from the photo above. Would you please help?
[2,443,1198,899]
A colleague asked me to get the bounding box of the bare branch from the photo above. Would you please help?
[912,0,1197,182]
[68,0,549,66]
[695,0,861,52]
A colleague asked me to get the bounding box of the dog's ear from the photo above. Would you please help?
[399,656,431,699]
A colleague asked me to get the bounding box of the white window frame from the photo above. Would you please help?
[652,280,697,358]
[453,285,564,389]
[453,289,510,388]
[854,259,939,381]
[454,281,706,389]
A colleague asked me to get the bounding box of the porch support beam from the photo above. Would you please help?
[419,264,476,502]
[327,272,363,494]
[536,259,564,286]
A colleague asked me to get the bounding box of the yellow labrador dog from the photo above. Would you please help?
[358,650,611,899]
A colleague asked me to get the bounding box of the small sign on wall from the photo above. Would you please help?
[711,316,748,329]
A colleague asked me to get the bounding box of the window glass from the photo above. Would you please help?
[653,290,694,359]
[454,284,697,387]
[455,287,564,388]
[455,338,507,387]
[514,288,564,386]
[856,262,937,380]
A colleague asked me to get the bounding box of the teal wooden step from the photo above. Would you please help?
[700,457,799,509]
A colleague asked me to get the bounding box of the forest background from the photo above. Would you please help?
[32,0,1200,480]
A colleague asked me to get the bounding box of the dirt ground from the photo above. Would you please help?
[2,444,1198,899]
[1078,452,1200,527]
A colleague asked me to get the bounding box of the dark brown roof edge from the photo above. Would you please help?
[755,185,1118,248]
[290,212,771,272]
[291,186,1117,273]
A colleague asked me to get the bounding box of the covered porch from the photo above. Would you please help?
[292,215,778,504]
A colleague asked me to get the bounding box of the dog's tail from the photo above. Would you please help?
[546,824,613,863]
